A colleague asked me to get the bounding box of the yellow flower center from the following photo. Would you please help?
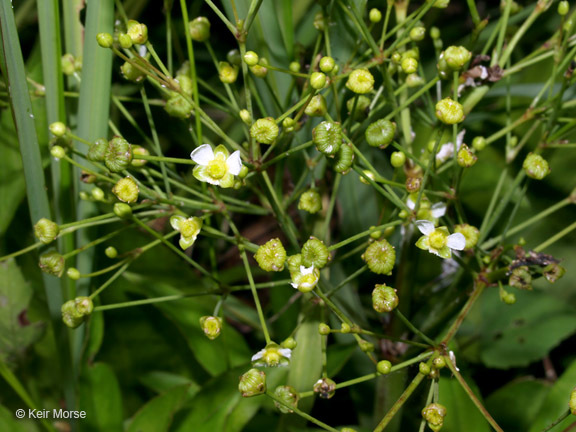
[207,158,227,179]
[180,218,200,238]
[428,230,447,250]
[263,348,282,366]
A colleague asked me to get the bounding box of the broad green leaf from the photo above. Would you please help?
[464,289,576,369]
[438,377,491,432]
[78,362,123,432]
[485,378,550,432]
[0,260,44,364]
[174,367,265,432]
[127,384,191,432]
[529,359,576,432]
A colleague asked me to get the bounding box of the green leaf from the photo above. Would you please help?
[127,384,191,432]
[438,377,491,432]
[0,260,44,364]
[485,378,550,432]
[463,289,576,369]
[78,362,123,432]
[174,367,265,432]
[529,359,576,432]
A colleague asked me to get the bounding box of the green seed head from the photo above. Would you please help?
[362,239,396,275]
[313,377,336,399]
[332,143,354,174]
[39,251,65,277]
[112,177,139,203]
[372,284,399,313]
[250,117,279,144]
[422,403,447,431]
[419,362,431,375]
[96,32,114,48]
[34,218,60,244]
[298,189,323,214]
[443,46,472,70]
[238,368,266,397]
[250,63,268,78]
[189,17,210,42]
[457,144,478,167]
[509,266,532,290]
[305,95,327,117]
[273,386,299,414]
[289,61,301,72]
[430,26,441,40]
[366,119,396,148]
[199,316,223,340]
[313,121,342,155]
[86,138,108,162]
[346,68,375,94]
[313,11,325,31]
[164,93,193,119]
[105,136,133,172]
[432,356,446,370]
[346,95,371,121]
[131,146,150,168]
[281,337,297,350]
[454,224,480,249]
[120,60,146,82]
[543,263,566,283]
[219,61,239,84]
[435,98,465,124]
[522,153,550,180]
[301,237,329,268]
[254,238,287,272]
[429,0,450,8]
[406,73,425,87]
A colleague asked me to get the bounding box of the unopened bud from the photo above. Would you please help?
[189,17,210,42]
[377,360,392,375]
[422,403,447,431]
[114,202,133,219]
[523,153,550,180]
[304,95,327,117]
[34,218,60,244]
[219,61,239,84]
[274,386,299,413]
[96,32,114,48]
[127,20,148,45]
[39,251,65,277]
[457,144,478,167]
[238,368,266,397]
[444,46,472,70]
[435,98,465,124]
[310,71,327,89]
[199,316,223,340]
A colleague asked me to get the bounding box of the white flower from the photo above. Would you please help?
[170,215,202,250]
[251,343,292,367]
[407,193,446,225]
[190,144,242,188]
[436,130,465,164]
[290,265,319,293]
[415,220,465,259]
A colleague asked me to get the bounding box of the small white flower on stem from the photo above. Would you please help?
[251,343,292,367]
[190,144,242,188]
[415,220,465,259]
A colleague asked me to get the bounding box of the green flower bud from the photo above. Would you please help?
[313,11,325,31]
[372,284,399,313]
[105,136,133,172]
[87,138,108,162]
[359,340,375,352]
[165,93,193,119]
[274,385,299,414]
[120,60,146,82]
[114,202,133,219]
[390,151,406,168]
[370,227,382,239]
[61,297,93,328]
[250,117,279,144]
[238,165,249,179]
[457,144,478,167]
[437,56,450,80]
[346,94,369,118]
[435,98,465,124]
[286,254,302,275]
[243,51,259,66]
[91,187,105,201]
[39,251,65,277]
[472,136,487,151]
[219,61,239,84]
[362,239,396,275]
[454,224,479,249]
[66,267,80,280]
[96,32,114,48]
[50,145,66,159]
[543,263,566,283]
[289,61,301,73]
[34,218,60,244]
[199,316,223,340]
[298,189,323,214]
[301,237,329,268]
[359,170,376,185]
[422,403,447,431]
[238,368,266,397]
[313,121,342,155]
[369,8,382,23]
[569,387,576,415]
[319,323,331,335]
[432,356,446,370]
[310,71,327,89]
[430,27,441,39]
[127,20,148,45]
[501,290,517,305]
[406,73,425,87]
[401,57,418,74]
[443,46,472,70]
[346,68,375,94]
[304,95,327,117]
[281,337,297,349]
[239,109,252,125]
[509,266,532,290]
[189,17,210,42]
[377,360,392,375]
[130,146,149,168]
[523,153,550,180]
[118,33,133,49]
[332,143,354,174]
[403,48,420,60]
[254,238,287,272]
[366,119,396,149]
[419,362,431,375]
[410,26,426,42]
[112,177,139,203]
[250,63,268,78]
[319,56,336,73]
[105,246,118,258]
[559,1,570,16]
[226,49,241,65]
[341,323,351,333]
[282,117,296,133]
[313,377,336,399]
[49,121,67,138]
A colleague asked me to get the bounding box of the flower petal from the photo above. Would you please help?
[193,165,219,185]
[447,233,466,250]
[431,202,446,218]
[279,348,292,359]
[170,215,185,231]
[415,235,430,251]
[438,246,452,259]
[190,144,214,165]
[226,150,242,176]
[416,220,435,236]
[179,235,197,250]
[251,349,265,362]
